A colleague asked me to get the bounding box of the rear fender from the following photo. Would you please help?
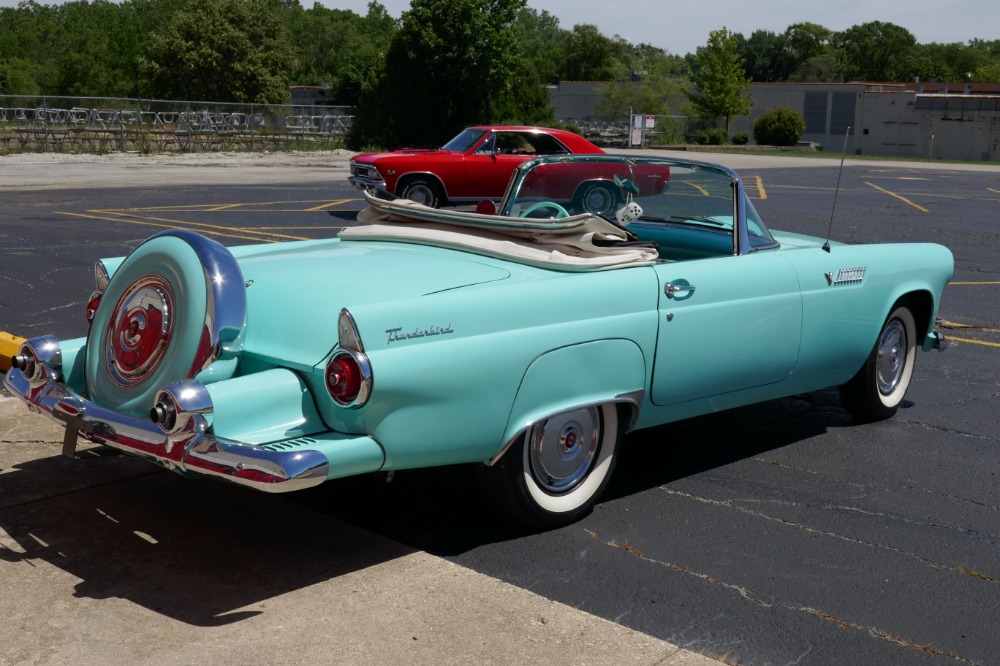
[493,339,646,464]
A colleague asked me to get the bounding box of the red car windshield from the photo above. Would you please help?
[441,128,488,152]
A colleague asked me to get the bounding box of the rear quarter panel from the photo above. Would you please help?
[313,266,661,469]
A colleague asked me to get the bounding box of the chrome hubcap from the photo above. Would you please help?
[105,275,174,387]
[528,407,601,493]
[406,185,432,205]
[584,187,613,213]
[876,319,906,395]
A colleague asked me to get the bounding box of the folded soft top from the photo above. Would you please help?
[339,192,660,272]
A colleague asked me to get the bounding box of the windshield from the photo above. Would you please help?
[500,156,776,251]
[441,128,488,152]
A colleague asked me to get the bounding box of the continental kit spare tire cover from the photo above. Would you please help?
[85,230,247,417]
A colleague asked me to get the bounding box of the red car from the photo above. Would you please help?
[348,125,604,208]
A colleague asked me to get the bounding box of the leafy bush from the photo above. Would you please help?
[731,132,749,145]
[753,108,806,146]
[693,127,729,145]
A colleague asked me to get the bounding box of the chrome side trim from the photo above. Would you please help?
[487,390,644,466]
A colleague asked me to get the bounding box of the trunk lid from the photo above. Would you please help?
[229,238,511,367]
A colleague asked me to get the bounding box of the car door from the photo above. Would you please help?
[650,251,803,406]
[455,131,530,200]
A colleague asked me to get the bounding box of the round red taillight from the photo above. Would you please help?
[326,354,362,405]
[86,292,102,325]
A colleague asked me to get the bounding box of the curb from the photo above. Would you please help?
[0,331,24,372]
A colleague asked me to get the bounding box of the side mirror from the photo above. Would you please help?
[613,174,640,195]
[476,200,498,215]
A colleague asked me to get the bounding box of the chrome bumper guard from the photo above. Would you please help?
[924,329,947,352]
[4,362,344,494]
[348,174,386,192]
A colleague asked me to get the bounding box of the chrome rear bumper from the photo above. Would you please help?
[3,357,383,493]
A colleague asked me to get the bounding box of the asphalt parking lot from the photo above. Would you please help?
[2,149,999,665]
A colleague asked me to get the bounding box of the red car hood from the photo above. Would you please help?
[352,149,448,163]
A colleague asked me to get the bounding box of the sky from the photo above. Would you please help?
[323,0,1000,56]
[0,0,995,57]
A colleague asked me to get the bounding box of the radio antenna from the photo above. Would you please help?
[823,126,852,253]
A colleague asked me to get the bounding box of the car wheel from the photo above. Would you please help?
[399,177,444,208]
[839,305,917,421]
[479,403,622,530]
[575,181,618,215]
[85,230,246,417]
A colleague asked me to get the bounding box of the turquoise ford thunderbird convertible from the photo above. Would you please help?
[3,155,952,529]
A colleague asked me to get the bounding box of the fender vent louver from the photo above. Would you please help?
[261,437,319,452]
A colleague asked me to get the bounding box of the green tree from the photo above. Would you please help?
[140,0,297,103]
[834,21,917,81]
[514,7,562,85]
[351,0,532,149]
[284,2,397,105]
[596,43,686,119]
[687,28,752,130]
[556,24,625,81]
[972,62,1000,82]
[784,22,832,65]
[795,52,841,82]
[737,30,795,82]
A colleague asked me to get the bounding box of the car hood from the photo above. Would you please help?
[771,230,843,249]
[352,149,451,163]
[228,238,510,367]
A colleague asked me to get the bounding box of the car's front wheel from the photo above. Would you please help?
[479,403,622,530]
[574,181,619,216]
[839,304,917,421]
[398,177,445,208]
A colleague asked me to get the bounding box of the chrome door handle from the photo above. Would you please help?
[664,282,696,299]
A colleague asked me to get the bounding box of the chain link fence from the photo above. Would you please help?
[0,95,355,154]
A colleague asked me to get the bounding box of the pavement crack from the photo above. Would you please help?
[586,528,982,665]
[660,488,1000,586]
[754,456,1000,518]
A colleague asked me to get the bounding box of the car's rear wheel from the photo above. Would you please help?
[85,230,246,417]
[574,181,618,216]
[399,177,445,208]
[839,304,917,421]
[479,403,622,530]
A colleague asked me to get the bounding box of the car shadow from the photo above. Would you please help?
[327,209,363,222]
[0,458,414,627]
[296,388,870,557]
[0,387,882,626]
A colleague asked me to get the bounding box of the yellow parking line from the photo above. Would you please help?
[754,175,767,200]
[56,211,298,243]
[948,336,1000,349]
[306,199,356,212]
[0,331,25,372]
[864,182,930,212]
[679,180,710,196]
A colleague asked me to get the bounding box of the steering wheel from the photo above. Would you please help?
[519,201,570,219]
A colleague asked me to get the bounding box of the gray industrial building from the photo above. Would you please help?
[550,81,1000,162]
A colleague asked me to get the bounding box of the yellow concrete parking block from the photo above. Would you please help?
[0,331,25,372]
